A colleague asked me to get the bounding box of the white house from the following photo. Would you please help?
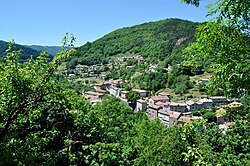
[186,100,202,111]
[198,98,213,109]
[149,95,170,106]
[136,99,147,112]
[164,102,188,113]
[210,96,229,105]
[158,110,181,126]
[107,86,120,97]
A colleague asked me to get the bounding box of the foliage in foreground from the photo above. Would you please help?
[0,43,249,165]
[182,0,250,98]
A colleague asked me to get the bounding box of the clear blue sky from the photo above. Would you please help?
[0,0,215,46]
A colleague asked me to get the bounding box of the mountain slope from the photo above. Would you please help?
[26,45,62,56]
[70,18,201,65]
[0,40,53,61]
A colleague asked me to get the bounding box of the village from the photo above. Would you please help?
[59,55,244,131]
[82,79,243,130]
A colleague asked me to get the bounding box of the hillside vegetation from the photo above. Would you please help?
[68,18,201,66]
[0,40,41,61]
[26,45,62,56]
[0,40,55,61]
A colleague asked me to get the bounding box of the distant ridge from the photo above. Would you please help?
[0,40,41,61]
[0,40,56,61]
[26,45,62,56]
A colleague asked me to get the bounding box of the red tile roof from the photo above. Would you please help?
[169,111,181,119]
[97,89,107,93]
[178,116,191,123]
[151,96,169,101]
[155,101,168,107]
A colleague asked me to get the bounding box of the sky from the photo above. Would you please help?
[0,0,215,46]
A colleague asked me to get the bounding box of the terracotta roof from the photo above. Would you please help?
[97,89,107,93]
[158,110,181,119]
[178,116,191,123]
[199,98,213,103]
[151,95,169,101]
[155,101,170,107]
[169,111,181,119]
[137,99,147,103]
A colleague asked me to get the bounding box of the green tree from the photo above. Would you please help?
[202,111,216,123]
[125,90,141,104]
[0,37,87,165]
[182,0,250,97]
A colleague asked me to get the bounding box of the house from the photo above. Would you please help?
[186,100,202,111]
[136,99,147,112]
[107,86,120,97]
[216,108,226,124]
[177,116,201,126]
[94,83,105,91]
[90,65,98,71]
[83,91,104,105]
[94,83,111,91]
[109,79,123,86]
[81,73,89,77]
[198,98,213,109]
[133,89,147,98]
[149,95,170,106]
[210,96,229,105]
[155,101,170,107]
[158,110,181,125]
[147,105,162,120]
[177,116,192,124]
[75,64,88,71]
[164,102,188,113]
[169,111,182,125]
[225,101,243,109]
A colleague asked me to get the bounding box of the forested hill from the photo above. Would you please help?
[0,40,53,61]
[26,45,62,56]
[70,18,201,65]
[0,40,41,60]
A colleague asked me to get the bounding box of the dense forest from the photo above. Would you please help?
[0,40,54,61]
[67,18,200,67]
[0,40,41,61]
[0,0,249,165]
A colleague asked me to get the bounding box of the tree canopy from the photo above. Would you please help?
[67,18,200,66]
[182,0,250,97]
